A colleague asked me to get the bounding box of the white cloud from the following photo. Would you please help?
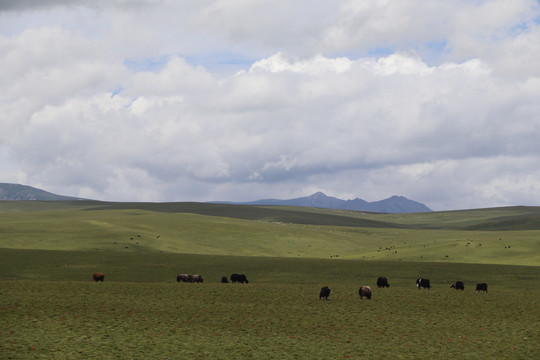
[1,1,540,210]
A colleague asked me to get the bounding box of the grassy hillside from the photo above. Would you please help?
[0,201,539,265]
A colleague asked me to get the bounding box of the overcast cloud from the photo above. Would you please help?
[1,0,540,210]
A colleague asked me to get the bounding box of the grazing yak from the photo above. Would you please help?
[92,273,105,282]
[191,275,204,283]
[177,274,191,283]
[416,278,431,290]
[476,283,488,294]
[377,277,390,288]
[221,276,229,283]
[319,286,331,300]
[450,281,465,290]
[230,273,249,284]
[359,286,372,300]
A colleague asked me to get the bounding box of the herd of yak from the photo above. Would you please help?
[91,273,488,298]
[91,272,249,284]
[319,277,488,301]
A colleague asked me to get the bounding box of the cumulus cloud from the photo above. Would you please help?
[1,1,539,210]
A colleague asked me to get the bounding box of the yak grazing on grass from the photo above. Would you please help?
[230,273,249,284]
[377,277,389,288]
[92,273,105,282]
[221,276,229,283]
[177,274,191,283]
[319,286,331,300]
[416,278,431,290]
[359,286,372,300]
[450,281,464,290]
[476,283,488,294]
[191,275,204,283]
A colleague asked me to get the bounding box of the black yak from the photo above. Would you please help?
[416,278,431,290]
[377,277,389,288]
[476,283,488,294]
[319,286,331,300]
[230,273,249,284]
[450,281,464,290]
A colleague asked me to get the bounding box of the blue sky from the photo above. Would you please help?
[1,0,540,210]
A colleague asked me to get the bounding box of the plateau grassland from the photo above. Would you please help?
[0,201,539,359]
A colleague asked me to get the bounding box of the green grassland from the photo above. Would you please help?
[2,280,538,359]
[0,201,539,265]
[1,201,539,359]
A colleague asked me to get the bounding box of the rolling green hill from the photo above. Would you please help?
[0,201,539,266]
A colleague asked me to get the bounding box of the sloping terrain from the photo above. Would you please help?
[1,201,539,265]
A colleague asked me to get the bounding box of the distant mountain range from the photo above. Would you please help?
[0,183,432,213]
[217,191,432,213]
[0,183,85,201]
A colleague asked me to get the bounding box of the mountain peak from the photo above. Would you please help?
[0,183,84,201]
[224,192,431,213]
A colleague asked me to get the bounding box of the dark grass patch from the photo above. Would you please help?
[1,248,539,289]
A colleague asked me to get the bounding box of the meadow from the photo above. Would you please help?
[1,201,539,265]
[2,279,538,359]
[1,201,539,359]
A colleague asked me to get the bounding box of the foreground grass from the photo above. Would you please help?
[1,280,538,359]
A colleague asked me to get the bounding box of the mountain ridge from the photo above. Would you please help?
[0,183,85,201]
[217,191,432,213]
[0,183,432,213]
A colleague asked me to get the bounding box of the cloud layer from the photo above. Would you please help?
[1,1,540,210]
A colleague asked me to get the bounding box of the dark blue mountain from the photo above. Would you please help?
[220,192,432,213]
[0,183,85,201]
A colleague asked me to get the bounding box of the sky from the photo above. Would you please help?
[1,0,540,211]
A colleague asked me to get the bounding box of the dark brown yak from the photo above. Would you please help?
[359,286,372,299]
[191,274,204,283]
[177,274,191,283]
[92,273,105,282]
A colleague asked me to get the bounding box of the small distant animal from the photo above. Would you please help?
[92,273,105,282]
[475,283,488,294]
[377,277,389,288]
[359,286,372,300]
[416,278,431,290]
[191,274,204,283]
[230,273,249,284]
[319,286,331,300]
[450,281,464,290]
[221,276,229,283]
[177,274,191,283]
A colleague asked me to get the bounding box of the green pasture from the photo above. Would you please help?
[1,201,539,359]
[1,248,539,288]
[0,201,539,265]
[1,279,538,359]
